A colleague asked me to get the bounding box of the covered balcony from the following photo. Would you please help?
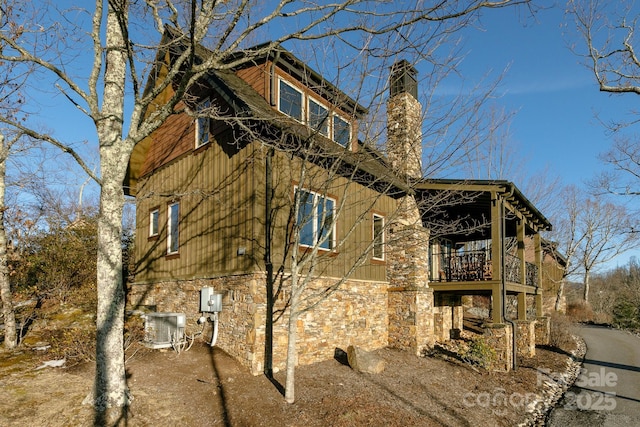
[416,179,552,323]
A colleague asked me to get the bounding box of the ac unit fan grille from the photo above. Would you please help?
[144,312,186,349]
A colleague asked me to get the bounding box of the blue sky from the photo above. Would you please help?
[21,2,640,268]
[455,5,636,189]
[452,4,640,267]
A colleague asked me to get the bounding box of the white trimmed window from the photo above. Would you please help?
[277,77,351,147]
[372,214,384,260]
[195,98,211,148]
[149,209,159,237]
[308,97,328,137]
[295,187,335,250]
[333,114,351,147]
[167,202,180,254]
[278,79,303,122]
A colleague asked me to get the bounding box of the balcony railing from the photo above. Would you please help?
[431,250,539,288]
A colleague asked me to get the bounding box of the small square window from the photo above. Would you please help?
[279,80,303,122]
[333,115,350,147]
[149,209,159,237]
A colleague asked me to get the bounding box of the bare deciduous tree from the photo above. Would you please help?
[0,0,533,418]
[570,0,640,195]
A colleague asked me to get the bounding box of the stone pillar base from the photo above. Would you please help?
[515,320,536,358]
[482,322,513,372]
[535,316,550,346]
[388,287,434,356]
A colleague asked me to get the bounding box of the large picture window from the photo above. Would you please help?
[167,202,180,255]
[296,187,335,250]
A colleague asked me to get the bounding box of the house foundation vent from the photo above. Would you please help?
[143,312,186,349]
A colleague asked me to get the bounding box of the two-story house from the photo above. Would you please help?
[125,30,556,374]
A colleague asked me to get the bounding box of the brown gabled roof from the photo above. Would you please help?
[125,26,409,198]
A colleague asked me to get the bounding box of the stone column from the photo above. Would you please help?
[535,316,550,346]
[482,322,513,372]
[515,319,536,358]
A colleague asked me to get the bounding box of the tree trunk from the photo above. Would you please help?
[0,136,16,349]
[583,271,590,302]
[284,262,300,404]
[93,164,129,414]
[284,299,298,404]
[554,280,565,312]
[90,2,130,419]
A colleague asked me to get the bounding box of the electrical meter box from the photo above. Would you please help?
[200,287,223,312]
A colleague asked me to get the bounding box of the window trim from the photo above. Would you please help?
[372,213,385,261]
[278,78,304,122]
[276,75,352,147]
[149,208,159,238]
[294,186,337,251]
[308,95,329,137]
[195,98,211,148]
[332,113,351,148]
[167,201,180,255]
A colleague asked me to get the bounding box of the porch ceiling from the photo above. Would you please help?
[415,179,552,243]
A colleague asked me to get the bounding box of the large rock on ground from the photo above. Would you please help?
[346,345,386,374]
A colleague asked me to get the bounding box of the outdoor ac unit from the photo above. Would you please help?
[144,312,186,349]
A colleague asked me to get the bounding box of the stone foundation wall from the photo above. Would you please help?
[482,323,513,372]
[128,274,389,375]
[535,316,550,346]
[515,320,536,358]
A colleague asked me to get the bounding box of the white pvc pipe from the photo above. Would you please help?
[210,312,219,347]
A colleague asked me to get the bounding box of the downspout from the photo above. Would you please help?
[501,186,517,371]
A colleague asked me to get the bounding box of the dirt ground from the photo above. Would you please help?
[0,328,580,427]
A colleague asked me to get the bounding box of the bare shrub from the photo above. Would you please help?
[549,312,575,351]
[567,300,594,323]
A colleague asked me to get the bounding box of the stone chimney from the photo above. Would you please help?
[385,60,435,355]
[387,60,422,180]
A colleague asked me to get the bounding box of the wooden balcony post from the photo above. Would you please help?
[517,218,526,285]
[534,233,542,289]
[517,292,526,321]
[490,191,503,323]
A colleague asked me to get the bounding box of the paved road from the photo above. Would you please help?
[547,325,640,426]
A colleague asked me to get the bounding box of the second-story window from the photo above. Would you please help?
[278,76,352,147]
[278,79,303,122]
[196,98,211,148]
[333,114,351,147]
[308,97,328,137]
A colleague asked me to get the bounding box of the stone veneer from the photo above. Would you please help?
[534,316,550,346]
[515,320,536,358]
[388,287,434,355]
[482,323,513,372]
[128,273,389,375]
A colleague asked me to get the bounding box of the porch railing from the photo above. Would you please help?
[432,250,539,288]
